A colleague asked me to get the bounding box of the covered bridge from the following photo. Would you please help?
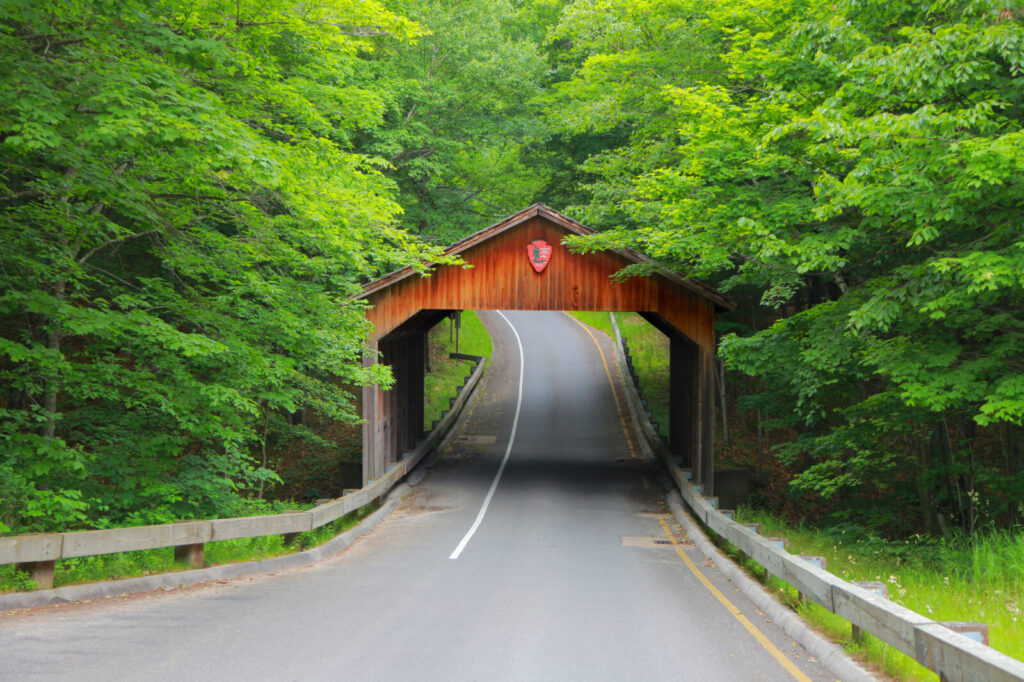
[357,204,733,491]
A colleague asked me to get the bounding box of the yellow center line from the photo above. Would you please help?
[568,311,808,679]
[563,312,640,464]
[658,518,812,682]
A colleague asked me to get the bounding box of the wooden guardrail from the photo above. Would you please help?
[607,315,1024,682]
[1,353,486,590]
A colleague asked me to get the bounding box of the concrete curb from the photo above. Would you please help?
[665,488,877,682]
[1,483,412,612]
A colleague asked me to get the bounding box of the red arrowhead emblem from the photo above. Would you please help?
[528,239,553,273]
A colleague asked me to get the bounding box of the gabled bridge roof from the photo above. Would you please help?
[359,204,732,350]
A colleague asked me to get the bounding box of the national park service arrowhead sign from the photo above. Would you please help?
[528,239,552,273]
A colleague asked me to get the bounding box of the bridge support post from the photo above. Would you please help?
[386,331,427,465]
[698,346,715,497]
[667,337,715,496]
[362,340,383,486]
[669,337,696,470]
[366,328,429,485]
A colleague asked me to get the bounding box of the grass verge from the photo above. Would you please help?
[424,310,492,430]
[567,310,615,338]
[609,312,670,438]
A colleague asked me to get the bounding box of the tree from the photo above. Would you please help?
[0,0,442,532]
[359,0,553,243]
[549,0,1024,533]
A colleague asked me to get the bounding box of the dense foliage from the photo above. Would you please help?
[0,0,439,532]
[546,0,1024,535]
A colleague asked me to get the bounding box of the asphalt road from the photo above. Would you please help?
[0,310,837,681]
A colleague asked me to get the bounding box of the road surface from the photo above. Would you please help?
[0,310,837,681]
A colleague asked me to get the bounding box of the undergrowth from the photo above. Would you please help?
[726,508,1024,680]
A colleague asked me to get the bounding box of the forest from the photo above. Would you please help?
[1,0,1022,542]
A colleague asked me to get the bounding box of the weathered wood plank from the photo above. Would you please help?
[62,521,212,558]
[210,513,310,542]
[0,533,63,564]
[914,621,1024,682]
[310,498,348,528]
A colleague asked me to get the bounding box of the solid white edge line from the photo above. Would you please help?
[448,310,525,560]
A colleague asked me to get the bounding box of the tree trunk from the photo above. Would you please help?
[755,409,764,474]
[257,403,270,500]
[913,432,936,535]
[41,279,66,441]
[715,357,729,445]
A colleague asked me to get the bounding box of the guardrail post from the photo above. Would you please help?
[850,580,888,643]
[174,543,205,568]
[15,560,55,590]
[282,510,305,547]
[796,556,828,602]
[763,538,788,583]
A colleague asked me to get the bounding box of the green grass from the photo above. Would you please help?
[613,312,671,438]
[0,504,379,594]
[728,509,1024,680]
[424,310,493,430]
[567,310,616,338]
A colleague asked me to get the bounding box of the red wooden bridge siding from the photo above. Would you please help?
[358,205,732,488]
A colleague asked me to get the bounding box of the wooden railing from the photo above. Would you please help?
[1,354,486,590]
[608,315,1024,682]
